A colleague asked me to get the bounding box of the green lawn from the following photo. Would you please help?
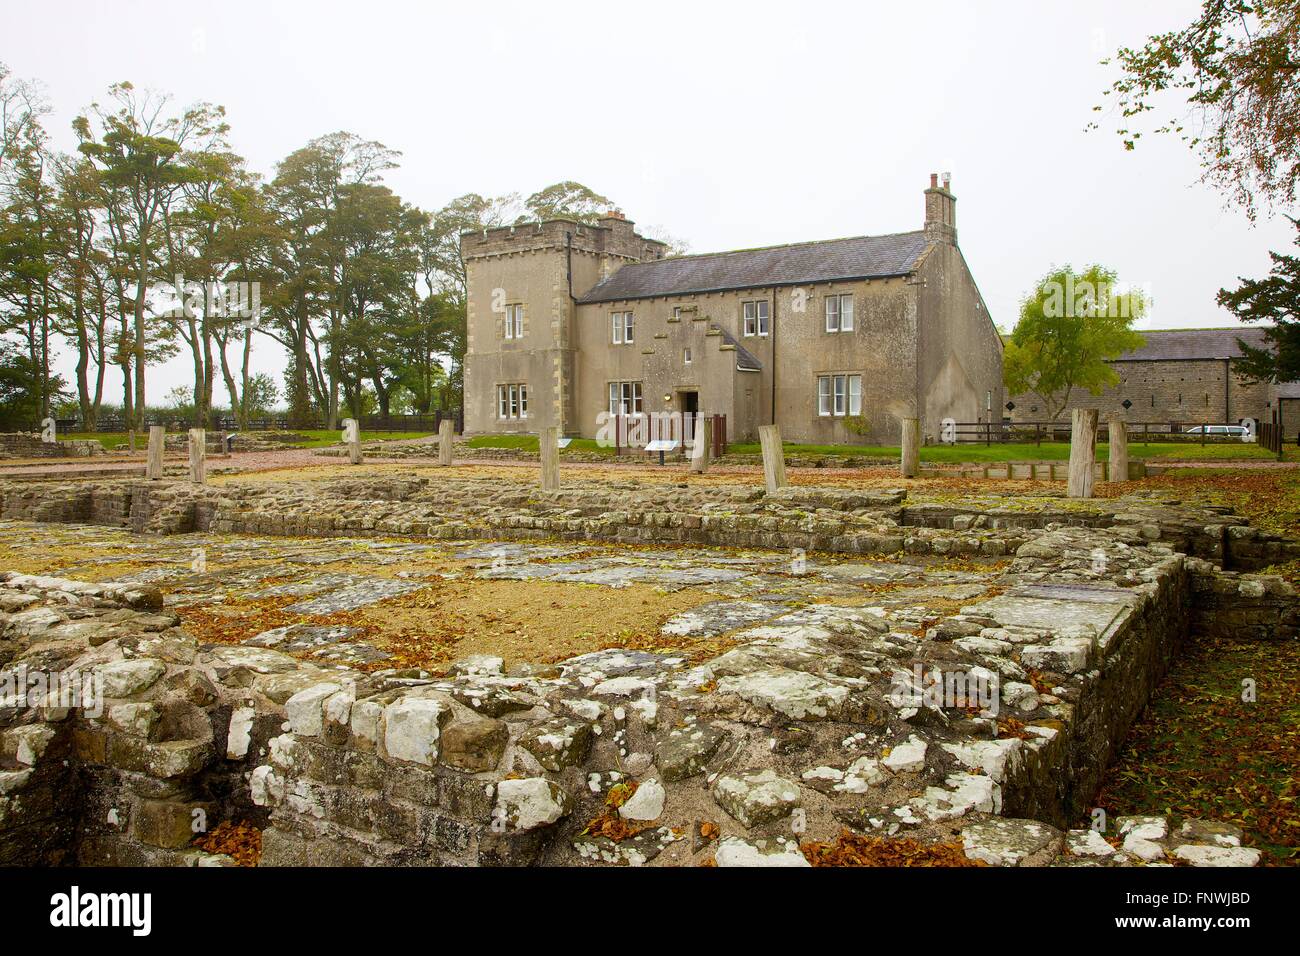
[61,430,1287,464]
[290,429,436,448]
[722,440,1285,463]
[1095,629,1300,864]
[465,434,615,456]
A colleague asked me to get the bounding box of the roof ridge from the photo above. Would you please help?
[577,230,929,304]
[1133,326,1268,333]
[629,229,928,267]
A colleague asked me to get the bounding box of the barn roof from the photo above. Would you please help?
[1112,327,1272,362]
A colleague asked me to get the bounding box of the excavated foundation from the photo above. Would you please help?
[0,474,1293,867]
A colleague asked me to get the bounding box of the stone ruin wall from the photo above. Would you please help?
[3,475,1299,571]
[0,434,104,460]
[1,476,1291,867]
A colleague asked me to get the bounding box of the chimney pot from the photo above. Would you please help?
[929,173,938,188]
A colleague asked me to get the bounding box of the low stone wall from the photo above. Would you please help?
[1187,557,1300,641]
[5,474,1298,572]
[0,433,104,460]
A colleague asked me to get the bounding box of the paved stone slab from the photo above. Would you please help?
[661,600,787,637]
[284,577,426,614]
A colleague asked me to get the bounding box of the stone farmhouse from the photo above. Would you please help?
[461,175,1005,445]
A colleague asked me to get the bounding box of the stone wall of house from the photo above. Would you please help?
[462,182,1004,447]
[463,218,667,438]
[915,240,1005,443]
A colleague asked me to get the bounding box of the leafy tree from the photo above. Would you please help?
[0,340,62,430]
[427,191,520,299]
[48,154,118,429]
[1218,217,1300,381]
[73,82,226,428]
[329,182,421,420]
[158,146,273,427]
[239,371,279,418]
[261,131,400,428]
[0,63,45,189]
[524,181,614,223]
[1004,265,1148,420]
[1095,1,1300,217]
[0,66,57,421]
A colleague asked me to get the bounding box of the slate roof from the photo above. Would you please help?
[713,325,762,372]
[577,231,930,303]
[1113,327,1272,362]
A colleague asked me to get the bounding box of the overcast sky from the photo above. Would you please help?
[7,0,1296,410]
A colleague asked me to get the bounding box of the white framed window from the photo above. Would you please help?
[817,374,862,416]
[612,311,635,344]
[505,304,524,339]
[608,381,643,415]
[743,299,769,337]
[496,383,528,419]
[825,294,854,332]
[684,347,692,365]
[673,306,682,320]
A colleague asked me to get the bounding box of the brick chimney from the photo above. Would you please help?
[598,210,637,247]
[924,172,957,244]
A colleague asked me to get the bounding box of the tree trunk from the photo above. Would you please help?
[133,248,148,430]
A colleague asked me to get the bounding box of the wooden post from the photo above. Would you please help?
[1108,415,1128,483]
[900,417,920,478]
[438,418,454,466]
[146,426,164,480]
[343,418,362,465]
[540,426,560,490]
[758,424,787,493]
[1067,409,1098,498]
[188,428,206,484]
[690,416,711,474]
[128,429,136,452]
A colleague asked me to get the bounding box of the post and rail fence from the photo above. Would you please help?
[947,419,1282,447]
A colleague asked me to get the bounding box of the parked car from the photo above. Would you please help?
[1184,424,1248,437]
